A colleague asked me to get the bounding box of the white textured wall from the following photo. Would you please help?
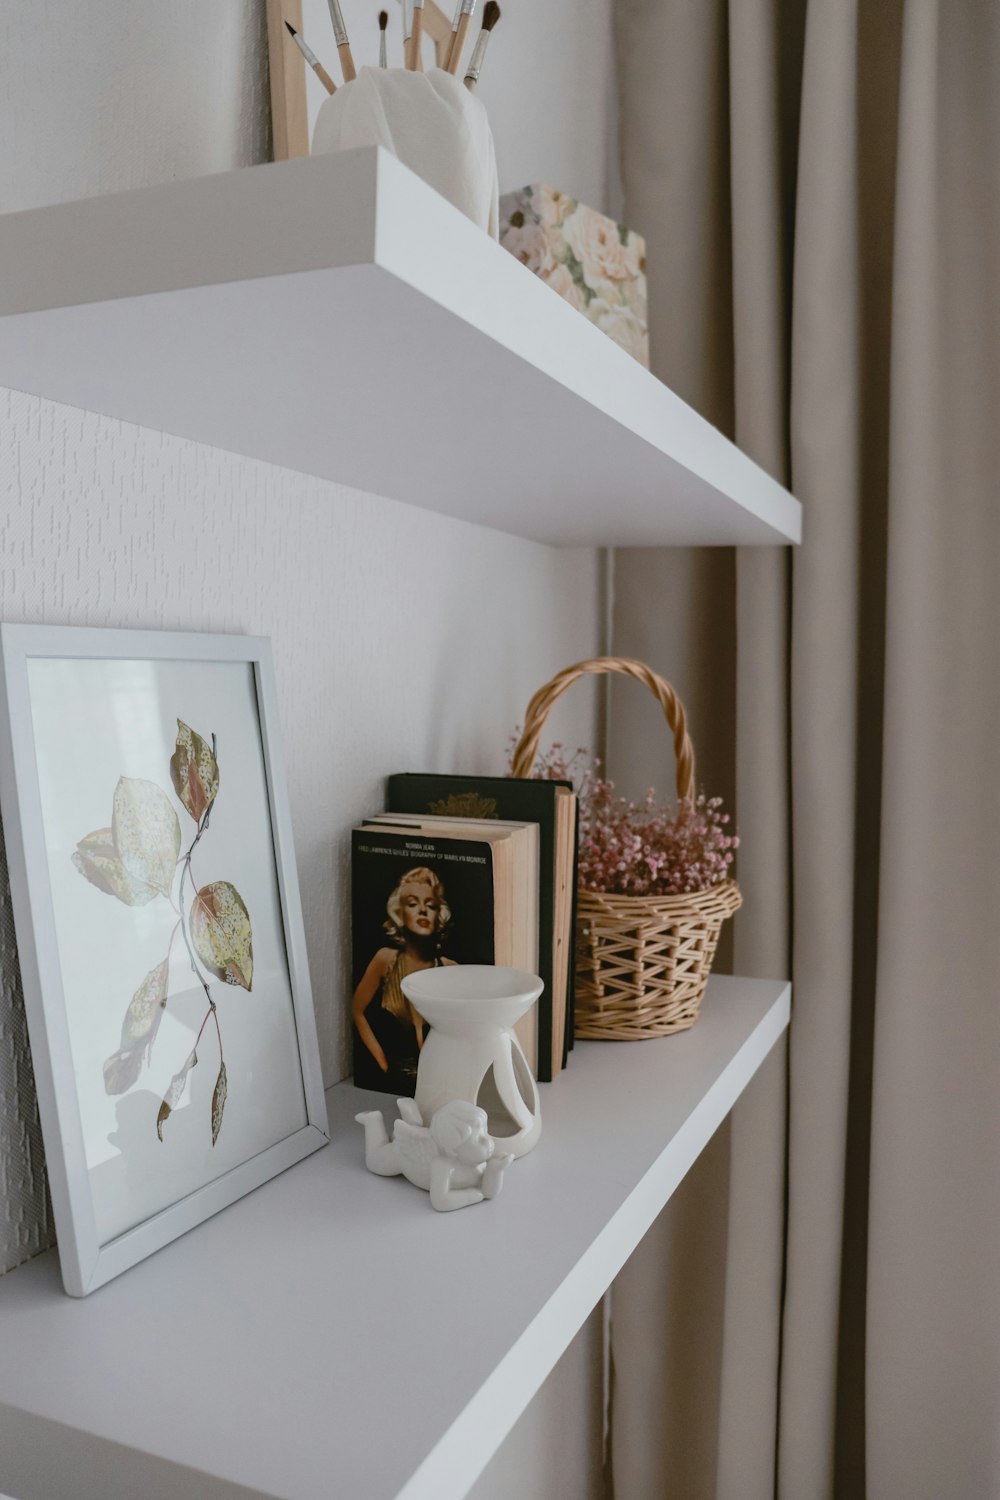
[0,0,615,1269]
[0,2,273,213]
[0,387,601,1266]
[0,4,614,1490]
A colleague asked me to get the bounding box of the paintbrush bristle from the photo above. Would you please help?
[482,1,500,29]
[379,9,388,27]
[284,19,298,35]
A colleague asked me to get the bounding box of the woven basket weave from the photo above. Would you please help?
[511,657,741,1041]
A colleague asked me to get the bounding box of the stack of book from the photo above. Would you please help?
[350,773,578,1094]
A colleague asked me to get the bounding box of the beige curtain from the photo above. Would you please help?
[607,3,1000,1497]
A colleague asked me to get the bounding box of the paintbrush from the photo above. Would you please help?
[463,0,500,89]
[445,0,477,73]
[284,21,337,94]
[444,0,463,69]
[379,9,389,66]
[326,0,357,81]
[409,0,425,69]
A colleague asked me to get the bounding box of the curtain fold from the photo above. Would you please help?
[866,6,1000,1495]
[609,3,796,1494]
[609,3,999,1496]
[721,0,801,1491]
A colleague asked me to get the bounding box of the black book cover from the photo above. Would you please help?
[386,773,573,1082]
[351,828,496,1097]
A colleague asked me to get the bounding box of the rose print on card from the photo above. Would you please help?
[499,184,650,368]
[73,720,252,1148]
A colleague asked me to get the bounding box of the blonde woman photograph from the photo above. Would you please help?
[351,866,456,1094]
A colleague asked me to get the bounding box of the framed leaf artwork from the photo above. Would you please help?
[0,624,328,1295]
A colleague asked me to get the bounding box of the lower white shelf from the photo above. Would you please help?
[0,974,789,1500]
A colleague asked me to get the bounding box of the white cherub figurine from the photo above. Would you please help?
[355,1097,513,1212]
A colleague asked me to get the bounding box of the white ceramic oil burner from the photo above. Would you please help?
[401,965,543,1157]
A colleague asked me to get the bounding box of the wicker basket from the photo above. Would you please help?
[511,657,742,1041]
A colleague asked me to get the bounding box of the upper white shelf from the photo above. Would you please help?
[0,148,800,548]
[0,974,789,1500]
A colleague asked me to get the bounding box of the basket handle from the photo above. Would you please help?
[510,656,696,801]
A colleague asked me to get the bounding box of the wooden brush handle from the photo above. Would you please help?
[409,6,425,68]
[337,40,357,80]
[446,12,472,72]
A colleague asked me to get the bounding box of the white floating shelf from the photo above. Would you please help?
[0,148,800,547]
[0,974,789,1500]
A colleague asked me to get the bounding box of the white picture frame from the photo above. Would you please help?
[0,624,329,1296]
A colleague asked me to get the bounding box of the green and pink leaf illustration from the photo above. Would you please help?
[157,1048,198,1142]
[103,958,170,1096]
[190,881,253,991]
[111,777,181,897]
[170,720,219,825]
[73,825,160,907]
[211,1063,228,1148]
[73,720,253,1148]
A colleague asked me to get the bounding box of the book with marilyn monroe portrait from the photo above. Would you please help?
[351,819,538,1097]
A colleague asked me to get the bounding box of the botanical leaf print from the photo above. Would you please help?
[103,1047,144,1095]
[120,958,170,1049]
[211,1062,228,1147]
[72,828,159,906]
[72,718,254,1145]
[112,777,181,898]
[169,720,219,824]
[156,1048,198,1142]
[103,959,170,1096]
[190,881,253,991]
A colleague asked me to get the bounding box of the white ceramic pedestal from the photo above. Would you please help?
[401,966,543,1158]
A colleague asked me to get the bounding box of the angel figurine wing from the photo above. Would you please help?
[392,1119,438,1189]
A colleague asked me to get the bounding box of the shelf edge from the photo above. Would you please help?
[371,150,802,549]
[396,982,791,1500]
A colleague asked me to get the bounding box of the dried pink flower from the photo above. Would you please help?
[507,735,738,898]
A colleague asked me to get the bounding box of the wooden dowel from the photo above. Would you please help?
[267,0,309,160]
[410,0,425,69]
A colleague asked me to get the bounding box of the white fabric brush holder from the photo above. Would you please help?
[401,965,543,1158]
[311,66,500,238]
